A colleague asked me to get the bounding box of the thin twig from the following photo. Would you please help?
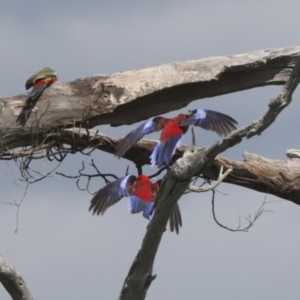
[211,189,272,232]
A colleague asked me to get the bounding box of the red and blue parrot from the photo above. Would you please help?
[89,174,182,233]
[25,67,58,103]
[115,109,238,167]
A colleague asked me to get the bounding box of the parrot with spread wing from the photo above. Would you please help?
[89,174,182,233]
[115,109,238,167]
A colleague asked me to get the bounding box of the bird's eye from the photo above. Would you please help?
[188,109,196,115]
[153,117,161,122]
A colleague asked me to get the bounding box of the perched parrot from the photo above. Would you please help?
[115,109,238,167]
[89,174,182,233]
[25,67,58,103]
[16,67,59,126]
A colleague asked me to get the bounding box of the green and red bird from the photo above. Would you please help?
[17,67,58,126]
[25,67,58,102]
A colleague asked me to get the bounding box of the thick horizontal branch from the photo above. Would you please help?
[4,127,300,204]
[1,46,300,150]
[63,130,300,205]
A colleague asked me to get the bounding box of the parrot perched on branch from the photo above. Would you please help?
[115,109,238,167]
[24,67,58,103]
[16,67,59,126]
[89,174,182,233]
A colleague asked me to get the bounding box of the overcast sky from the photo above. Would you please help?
[1,1,300,299]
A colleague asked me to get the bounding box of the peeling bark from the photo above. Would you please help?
[1,46,300,151]
[118,51,300,300]
[1,47,300,300]
[204,152,300,204]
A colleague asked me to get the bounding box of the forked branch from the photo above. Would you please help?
[118,53,300,300]
[189,166,232,192]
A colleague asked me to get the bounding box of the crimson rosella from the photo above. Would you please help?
[115,109,238,167]
[89,174,182,233]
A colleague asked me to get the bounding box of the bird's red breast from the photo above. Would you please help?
[134,185,153,202]
[132,175,157,203]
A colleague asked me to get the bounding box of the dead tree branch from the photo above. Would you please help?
[57,160,118,194]
[1,46,300,151]
[211,189,270,232]
[0,252,33,300]
[189,166,232,192]
[118,52,300,300]
[10,126,298,204]
[0,47,300,299]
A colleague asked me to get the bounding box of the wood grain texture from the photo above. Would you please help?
[1,46,300,151]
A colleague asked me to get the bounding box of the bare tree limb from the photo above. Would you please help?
[8,126,297,204]
[189,166,232,192]
[0,252,33,300]
[1,46,300,151]
[118,51,300,300]
[211,189,270,232]
[1,47,300,299]
[4,121,298,203]
[56,160,119,194]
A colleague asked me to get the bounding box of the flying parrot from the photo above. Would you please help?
[89,174,182,233]
[115,109,238,167]
[25,67,58,103]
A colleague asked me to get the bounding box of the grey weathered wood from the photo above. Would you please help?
[286,148,300,159]
[204,152,300,204]
[1,46,300,151]
[15,126,295,205]
[118,49,300,300]
[0,252,33,300]
[1,46,300,300]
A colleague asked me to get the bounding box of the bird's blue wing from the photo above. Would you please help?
[183,109,238,136]
[128,196,154,220]
[115,116,164,158]
[150,134,183,168]
[89,175,136,215]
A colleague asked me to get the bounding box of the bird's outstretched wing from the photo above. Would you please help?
[89,175,136,215]
[183,109,238,136]
[115,116,166,158]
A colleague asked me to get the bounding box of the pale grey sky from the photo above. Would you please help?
[1,1,300,299]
